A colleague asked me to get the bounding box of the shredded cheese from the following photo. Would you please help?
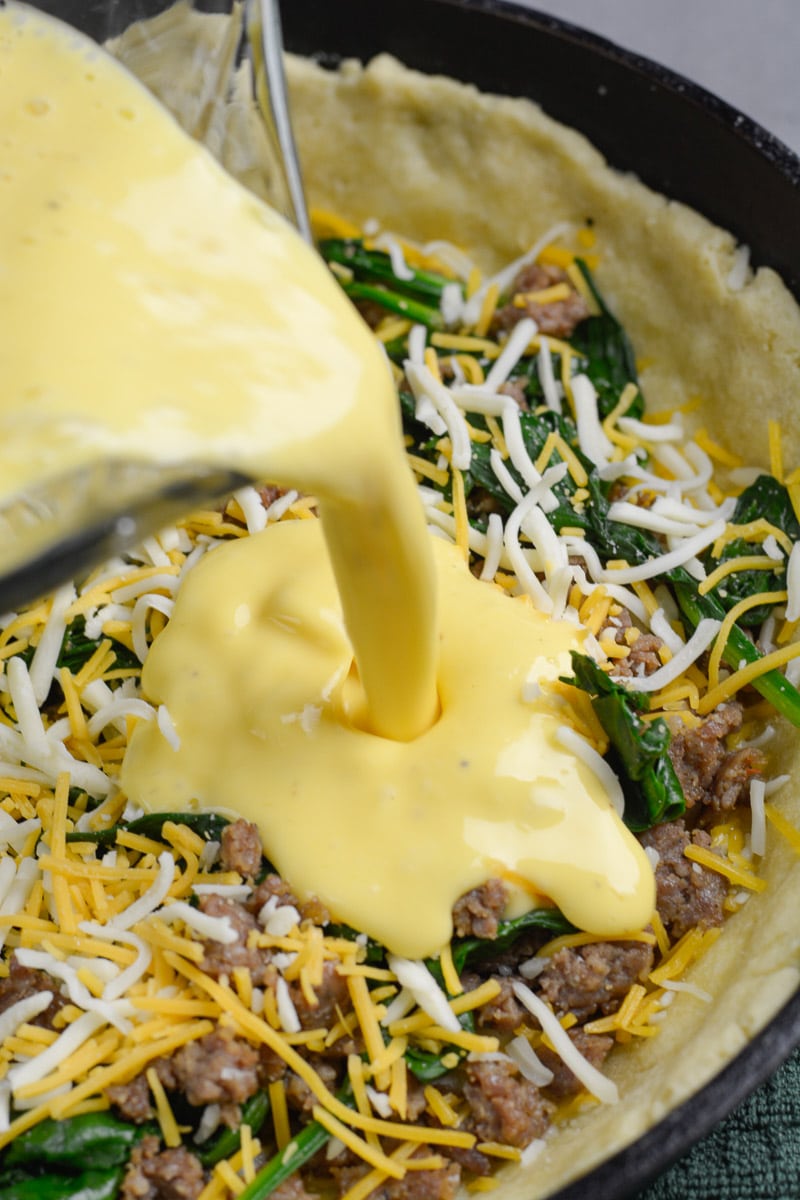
[0,212,791,1198]
[511,982,618,1104]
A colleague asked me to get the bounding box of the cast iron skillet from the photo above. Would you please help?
[280,0,800,304]
[30,0,800,1194]
[282,4,800,1195]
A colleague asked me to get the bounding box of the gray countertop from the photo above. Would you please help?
[517,0,800,154]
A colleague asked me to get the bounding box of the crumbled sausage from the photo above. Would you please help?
[452,879,508,939]
[198,895,273,986]
[334,1149,461,1200]
[220,819,263,879]
[247,873,330,926]
[354,298,390,330]
[539,1029,614,1099]
[405,1076,429,1122]
[497,378,528,411]
[0,957,63,1029]
[442,1144,493,1178]
[258,484,284,509]
[535,940,654,1022]
[466,488,506,525]
[168,1025,260,1126]
[289,959,351,1031]
[492,263,589,340]
[463,1059,553,1147]
[458,927,553,982]
[600,609,666,678]
[258,1042,289,1085]
[475,976,526,1033]
[247,873,298,915]
[120,1136,204,1200]
[639,819,728,939]
[667,703,744,809]
[270,1176,319,1200]
[106,1071,154,1123]
[612,633,665,678]
[285,1060,339,1115]
[710,746,765,812]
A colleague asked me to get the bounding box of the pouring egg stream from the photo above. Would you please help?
[0,2,653,961]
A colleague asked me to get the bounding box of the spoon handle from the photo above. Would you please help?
[247,0,312,242]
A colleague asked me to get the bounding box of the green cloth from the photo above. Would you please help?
[634,1047,800,1199]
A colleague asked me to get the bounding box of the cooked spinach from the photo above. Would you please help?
[0,1112,148,1200]
[199,1090,271,1167]
[701,474,800,625]
[320,238,452,330]
[237,1084,354,1200]
[3,1112,151,1172]
[671,575,800,727]
[20,616,139,677]
[65,809,231,846]
[449,907,575,976]
[571,260,644,420]
[566,652,685,831]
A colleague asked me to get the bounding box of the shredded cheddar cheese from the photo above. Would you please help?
[0,191,794,1200]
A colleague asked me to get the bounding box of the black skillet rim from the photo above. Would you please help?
[279,0,800,303]
[278,1,800,1194]
[22,0,800,1193]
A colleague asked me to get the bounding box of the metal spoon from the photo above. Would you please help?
[0,0,309,612]
[247,0,312,243]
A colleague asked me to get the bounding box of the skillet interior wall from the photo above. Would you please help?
[72,3,800,1195]
[284,51,800,1200]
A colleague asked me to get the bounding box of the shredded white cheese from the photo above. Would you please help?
[506,1034,555,1086]
[132,593,175,664]
[607,501,705,540]
[511,981,618,1104]
[479,512,505,582]
[29,583,75,706]
[373,233,415,281]
[600,520,727,585]
[111,851,175,930]
[649,607,686,656]
[156,703,181,751]
[262,904,301,938]
[387,955,460,1033]
[234,486,269,535]
[749,779,767,857]
[556,726,625,818]
[662,979,713,1003]
[617,416,684,443]
[483,318,538,392]
[0,991,54,1045]
[537,340,561,413]
[7,1009,107,1094]
[275,975,301,1033]
[158,900,238,944]
[622,618,721,693]
[380,986,416,1027]
[405,361,472,469]
[572,375,613,468]
[79,921,152,1002]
